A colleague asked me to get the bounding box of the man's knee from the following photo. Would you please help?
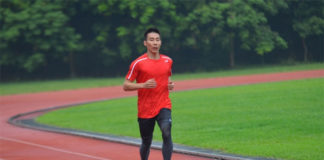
[142,135,153,146]
[160,123,171,138]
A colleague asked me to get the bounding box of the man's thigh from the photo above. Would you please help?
[138,118,156,137]
[157,108,172,128]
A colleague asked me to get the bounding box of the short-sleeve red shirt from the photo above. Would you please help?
[126,53,173,118]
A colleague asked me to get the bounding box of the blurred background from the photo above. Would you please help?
[1,0,323,81]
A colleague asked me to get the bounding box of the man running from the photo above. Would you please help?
[123,28,174,160]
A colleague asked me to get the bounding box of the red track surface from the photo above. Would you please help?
[1,69,323,160]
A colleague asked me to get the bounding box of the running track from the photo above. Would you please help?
[1,69,323,160]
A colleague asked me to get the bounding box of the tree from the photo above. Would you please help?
[183,0,288,67]
[1,0,323,81]
[0,0,82,78]
[90,0,178,62]
[291,0,324,62]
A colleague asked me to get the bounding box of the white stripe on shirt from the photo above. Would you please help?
[127,58,148,80]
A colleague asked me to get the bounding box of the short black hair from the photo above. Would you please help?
[144,28,160,40]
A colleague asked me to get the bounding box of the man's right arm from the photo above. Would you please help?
[123,79,157,91]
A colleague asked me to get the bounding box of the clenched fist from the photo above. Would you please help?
[168,81,174,90]
[144,78,157,89]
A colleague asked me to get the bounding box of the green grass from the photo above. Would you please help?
[173,63,324,80]
[1,63,323,95]
[37,78,324,160]
[0,77,123,96]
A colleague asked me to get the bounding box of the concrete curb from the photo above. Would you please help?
[8,104,274,160]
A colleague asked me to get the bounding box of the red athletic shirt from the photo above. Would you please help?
[125,53,173,118]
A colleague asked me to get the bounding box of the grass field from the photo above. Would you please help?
[36,78,324,160]
[1,63,323,95]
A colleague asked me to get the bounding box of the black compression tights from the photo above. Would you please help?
[138,108,173,160]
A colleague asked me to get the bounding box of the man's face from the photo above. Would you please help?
[144,32,161,54]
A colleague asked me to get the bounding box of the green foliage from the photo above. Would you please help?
[290,0,324,61]
[0,0,82,73]
[92,0,177,61]
[184,0,288,56]
[253,26,287,55]
[23,53,45,72]
[0,0,323,80]
[292,0,324,38]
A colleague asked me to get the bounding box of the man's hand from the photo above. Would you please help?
[144,78,157,89]
[168,81,174,90]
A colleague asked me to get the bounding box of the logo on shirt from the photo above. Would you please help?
[165,60,169,63]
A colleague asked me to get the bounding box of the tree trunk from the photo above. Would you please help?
[302,38,308,62]
[229,35,235,68]
[69,52,76,78]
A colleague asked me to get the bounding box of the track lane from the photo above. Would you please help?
[1,137,111,160]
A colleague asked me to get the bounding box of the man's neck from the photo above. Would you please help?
[147,52,160,60]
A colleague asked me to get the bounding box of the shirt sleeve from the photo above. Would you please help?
[125,61,138,82]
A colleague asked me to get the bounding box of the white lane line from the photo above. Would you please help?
[0,136,111,160]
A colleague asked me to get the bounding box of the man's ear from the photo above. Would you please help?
[143,40,147,47]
